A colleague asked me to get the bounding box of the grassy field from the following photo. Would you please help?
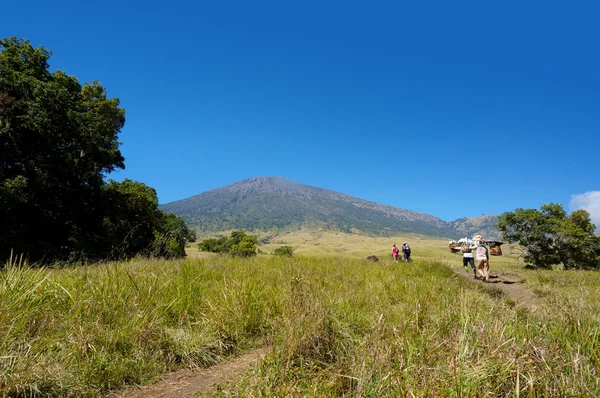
[190,229,525,268]
[1,232,599,396]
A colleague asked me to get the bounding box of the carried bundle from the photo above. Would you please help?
[448,236,504,255]
[448,237,472,253]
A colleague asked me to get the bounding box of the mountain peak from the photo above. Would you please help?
[225,176,322,194]
[161,177,500,238]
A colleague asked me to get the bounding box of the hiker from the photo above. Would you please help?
[402,242,411,262]
[392,244,399,262]
[461,240,477,278]
[475,239,489,282]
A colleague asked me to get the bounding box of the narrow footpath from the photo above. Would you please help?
[108,348,267,398]
[449,265,542,311]
[108,267,542,398]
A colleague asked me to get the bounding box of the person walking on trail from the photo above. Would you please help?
[475,239,489,282]
[402,242,411,262]
[461,241,477,277]
[392,244,399,262]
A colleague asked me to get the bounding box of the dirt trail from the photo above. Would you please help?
[108,348,267,398]
[450,265,542,310]
[108,267,541,398]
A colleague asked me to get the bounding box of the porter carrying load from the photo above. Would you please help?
[448,236,503,256]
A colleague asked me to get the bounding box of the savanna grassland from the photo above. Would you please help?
[1,232,599,397]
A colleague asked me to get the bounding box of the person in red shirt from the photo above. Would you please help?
[392,244,399,262]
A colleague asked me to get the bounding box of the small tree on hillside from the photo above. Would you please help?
[274,245,294,257]
[198,237,228,253]
[497,203,600,269]
[198,230,257,257]
[230,234,258,257]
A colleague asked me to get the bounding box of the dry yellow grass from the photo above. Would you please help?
[190,229,525,274]
[240,229,521,265]
[4,231,598,396]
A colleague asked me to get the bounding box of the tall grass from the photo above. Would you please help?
[210,258,599,397]
[1,255,599,396]
[0,257,279,397]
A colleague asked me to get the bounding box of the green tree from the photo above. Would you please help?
[198,230,257,257]
[152,212,196,258]
[497,203,599,269]
[0,37,193,262]
[230,234,258,257]
[274,245,294,257]
[100,179,161,258]
[0,37,125,261]
[100,179,195,260]
[198,237,227,253]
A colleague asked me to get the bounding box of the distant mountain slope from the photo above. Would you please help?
[161,176,500,239]
[450,215,500,239]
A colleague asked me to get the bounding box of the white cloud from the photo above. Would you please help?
[570,191,600,233]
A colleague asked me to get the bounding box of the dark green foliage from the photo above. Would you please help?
[197,237,228,253]
[198,230,257,257]
[101,180,195,259]
[0,37,125,261]
[274,245,294,257]
[230,235,258,258]
[497,203,600,269]
[101,179,161,258]
[0,37,193,262]
[152,212,196,259]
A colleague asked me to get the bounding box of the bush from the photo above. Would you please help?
[198,237,227,253]
[230,235,258,257]
[274,246,294,258]
[198,230,257,257]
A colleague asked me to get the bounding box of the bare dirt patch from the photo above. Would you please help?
[108,348,267,398]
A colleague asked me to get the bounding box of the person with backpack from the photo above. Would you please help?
[475,239,489,282]
[402,242,411,262]
[392,244,399,262]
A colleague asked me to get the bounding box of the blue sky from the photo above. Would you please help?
[3,0,599,224]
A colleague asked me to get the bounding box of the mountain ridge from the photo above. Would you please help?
[161,176,500,239]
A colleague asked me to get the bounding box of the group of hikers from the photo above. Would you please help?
[391,236,491,283]
[391,242,411,262]
[460,234,490,282]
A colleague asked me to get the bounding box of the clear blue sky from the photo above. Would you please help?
[4,0,599,223]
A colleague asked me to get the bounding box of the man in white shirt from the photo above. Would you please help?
[461,242,477,278]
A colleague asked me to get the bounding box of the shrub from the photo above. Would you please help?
[274,246,294,258]
[198,230,257,257]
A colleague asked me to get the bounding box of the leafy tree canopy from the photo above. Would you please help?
[274,245,294,257]
[0,37,193,263]
[497,203,600,269]
[198,230,257,257]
